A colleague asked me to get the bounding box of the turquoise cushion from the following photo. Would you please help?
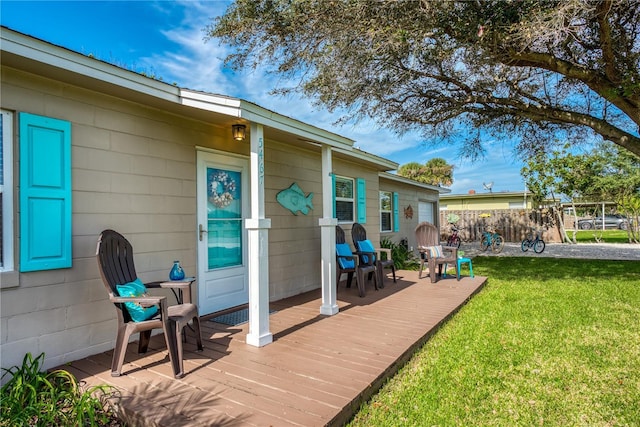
[336,243,355,269]
[116,278,159,322]
[357,239,377,264]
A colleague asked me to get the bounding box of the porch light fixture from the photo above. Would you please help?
[232,124,247,141]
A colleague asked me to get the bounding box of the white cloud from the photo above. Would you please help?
[139,2,417,156]
[144,1,526,194]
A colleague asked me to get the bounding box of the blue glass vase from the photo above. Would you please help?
[169,260,185,281]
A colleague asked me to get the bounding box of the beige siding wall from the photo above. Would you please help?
[0,67,239,371]
[0,66,391,372]
[264,141,323,300]
[332,159,381,250]
[379,178,440,253]
[263,146,386,300]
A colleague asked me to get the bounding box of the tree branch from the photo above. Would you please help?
[506,51,640,119]
[471,98,640,156]
[596,0,621,84]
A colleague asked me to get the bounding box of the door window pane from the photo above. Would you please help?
[207,219,242,269]
[207,167,242,269]
[207,168,241,217]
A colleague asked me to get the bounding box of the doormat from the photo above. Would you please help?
[209,308,276,326]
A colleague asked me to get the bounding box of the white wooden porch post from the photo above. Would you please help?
[246,123,273,347]
[319,144,339,315]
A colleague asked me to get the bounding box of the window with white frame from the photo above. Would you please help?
[380,191,392,232]
[1,110,14,272]
[335,176,354,222]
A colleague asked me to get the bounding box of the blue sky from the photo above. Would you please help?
[1,0,527,194]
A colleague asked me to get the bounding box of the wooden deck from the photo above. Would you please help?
[63,270,486,426]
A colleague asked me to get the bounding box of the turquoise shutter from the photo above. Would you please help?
[20,113,72,272]
[0,117,4,185]
[331,173,336,218]
[357,178,366,223]
[393,192,399,232]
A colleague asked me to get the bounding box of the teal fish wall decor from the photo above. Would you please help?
[276,183,314,215]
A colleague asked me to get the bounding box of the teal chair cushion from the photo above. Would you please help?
[336,243,355,269]
[116,278,159,322]
[357,239,377,264]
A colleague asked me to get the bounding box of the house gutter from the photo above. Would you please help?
[1,26,182,104]
[2,26,397,169]
[380,172,451,194]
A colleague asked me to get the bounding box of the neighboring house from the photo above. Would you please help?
[440,191,532,211]
[0,27,448,372]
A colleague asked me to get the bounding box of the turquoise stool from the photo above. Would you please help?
[455,257,473,280]
[444,257,474,281]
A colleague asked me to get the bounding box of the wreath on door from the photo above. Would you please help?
[209,170,237,208]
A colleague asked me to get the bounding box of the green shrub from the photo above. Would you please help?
[380,237,420,270]
[1,352,121,426]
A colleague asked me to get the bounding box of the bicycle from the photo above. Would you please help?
[480,227,504,253]
[521,229,546,253]
[446,224,461,248]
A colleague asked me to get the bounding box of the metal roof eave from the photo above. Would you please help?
[1,26,182,104]
[240,99,355,150]
[1,26,396,169]
[179,90,355,150]
[440,191,527,200]
[379,172,450,194]
[331,147,398,172]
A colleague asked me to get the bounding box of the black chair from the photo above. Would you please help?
[336,226,356,289]
[336,225,377,297]
[351,223,396,288]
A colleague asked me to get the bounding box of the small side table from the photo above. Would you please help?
[158,277,196,341]
[159,277,195,304]
[455,258,473,281]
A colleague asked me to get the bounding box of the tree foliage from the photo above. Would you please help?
[209,0,640,158]
[522,141,640,242]
[522,142,640,202]
[589,141,640,203]
[397,158,454,186]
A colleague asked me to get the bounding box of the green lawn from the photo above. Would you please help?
[571,229,633,243]
[349,257,640,426]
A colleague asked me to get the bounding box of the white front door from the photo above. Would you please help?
[197,149,249,315]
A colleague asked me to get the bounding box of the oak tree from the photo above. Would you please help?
[209,0,640,157]
[522,141,640,242]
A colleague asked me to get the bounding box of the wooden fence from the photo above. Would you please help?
[439,209,562,243]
